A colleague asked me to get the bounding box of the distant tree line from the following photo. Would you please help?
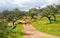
[0,3,60,38]
[0,4,60,24]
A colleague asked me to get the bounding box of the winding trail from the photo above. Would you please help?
[23,24,60,38]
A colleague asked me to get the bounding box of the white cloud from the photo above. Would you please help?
[11,0,60,8]
[13,0,30,4]
[40,0,60,8]
[40,5,47,8]
[12,0,39,7]
[0,0,7,7]
[46,0,58,4]
[0,0,60,11]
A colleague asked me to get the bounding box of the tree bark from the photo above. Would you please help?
[47,16,52,23]
[12,21,15,26]
[52,14,56,21]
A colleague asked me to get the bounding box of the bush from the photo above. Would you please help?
[0,21,8,38]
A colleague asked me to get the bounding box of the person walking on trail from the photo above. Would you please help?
[24,19,31,25]
[24,22,27,25]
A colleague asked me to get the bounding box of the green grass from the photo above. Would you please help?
[13,24,23,31]
[8,24,23,38]
[32,16,60,36]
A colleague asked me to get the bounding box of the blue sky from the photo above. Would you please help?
[0,0,60,11]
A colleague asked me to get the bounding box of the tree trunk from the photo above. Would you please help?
[47,16,52,23]
[12,21,15,26]
[12,18,20,26]
[52,14,56,21]
[32,16,37,21]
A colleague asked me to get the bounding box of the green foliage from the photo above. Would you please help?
[0,3,60,38]
[0,21,8,38]
[32,16,60,36]
[8,24,23,38]
[0,20,24,38]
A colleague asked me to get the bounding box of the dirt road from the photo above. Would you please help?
[23,24,60,38]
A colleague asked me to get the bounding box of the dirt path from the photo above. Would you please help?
[23,24,60,38]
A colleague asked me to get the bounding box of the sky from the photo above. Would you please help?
[0,0,60,12]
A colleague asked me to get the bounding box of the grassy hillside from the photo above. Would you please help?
[32,16,60,36]
[8,24,23,38]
